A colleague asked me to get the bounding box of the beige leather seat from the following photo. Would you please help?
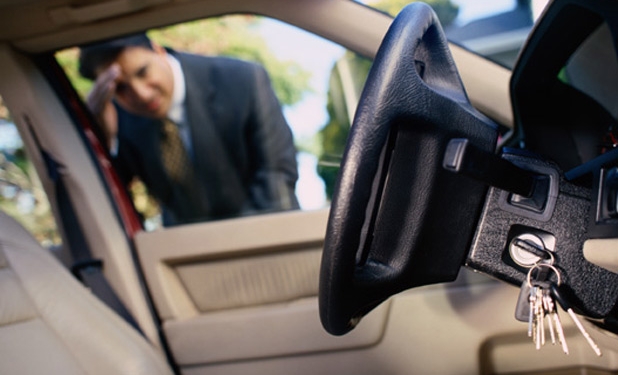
[0,211,173,375]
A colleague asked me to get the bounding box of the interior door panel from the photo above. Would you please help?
[135,207,618,374]
[135,208,389,367]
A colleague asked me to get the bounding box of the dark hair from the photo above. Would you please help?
[79,33,153,80]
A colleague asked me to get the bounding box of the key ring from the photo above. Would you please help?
[526,263,561,287]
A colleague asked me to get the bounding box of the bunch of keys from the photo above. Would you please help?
[515,260,602,356]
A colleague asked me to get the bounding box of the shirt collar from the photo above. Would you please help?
[166,53,186,124]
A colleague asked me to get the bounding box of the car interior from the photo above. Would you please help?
[2,0,618,374]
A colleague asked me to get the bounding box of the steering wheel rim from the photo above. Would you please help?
[319,3,499,336]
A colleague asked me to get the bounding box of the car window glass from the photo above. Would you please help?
[363,0,549,69]
[561,23,618,124]
[0,95,62,249]
[55,15,370,230]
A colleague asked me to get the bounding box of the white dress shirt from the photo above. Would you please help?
[166,53,194,159]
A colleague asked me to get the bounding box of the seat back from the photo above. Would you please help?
[0,212,173,375]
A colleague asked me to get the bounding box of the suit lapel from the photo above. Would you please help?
[180,55,222,181]
[177,53,247,213]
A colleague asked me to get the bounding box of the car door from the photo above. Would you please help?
[116,7,523,375]
[124,11,397,372]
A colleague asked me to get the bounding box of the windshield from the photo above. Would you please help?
[364,0,549,69]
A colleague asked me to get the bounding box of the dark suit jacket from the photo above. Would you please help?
[113,52,299,226]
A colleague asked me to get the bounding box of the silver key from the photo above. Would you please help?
[550,283,602,357]
[532,281,545,350]
[515,247,555,324]
[547,291,569,354]
[536,287,545,348]
[524,279,540,343]
[524,263,568,352]
[542,290,556,345]
[528,278,549,348]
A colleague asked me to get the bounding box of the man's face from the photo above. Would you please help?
[101,44,174,119]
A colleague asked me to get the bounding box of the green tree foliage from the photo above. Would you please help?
[316,0,459,200]
[55,48,93,100]
[317,52,372,199]
[0,95,11,121]
[149,16,311,107]
[371,0,459,26]
[56,15,311,107]
[0,152,61,247]
[0,96,61,247]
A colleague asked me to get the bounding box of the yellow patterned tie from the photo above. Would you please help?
[160,119,193,184]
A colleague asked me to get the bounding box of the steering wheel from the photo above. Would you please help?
[319,3,499,336]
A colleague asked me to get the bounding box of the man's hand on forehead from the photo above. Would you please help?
[86,63,121,147]
[88,63,121,113]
